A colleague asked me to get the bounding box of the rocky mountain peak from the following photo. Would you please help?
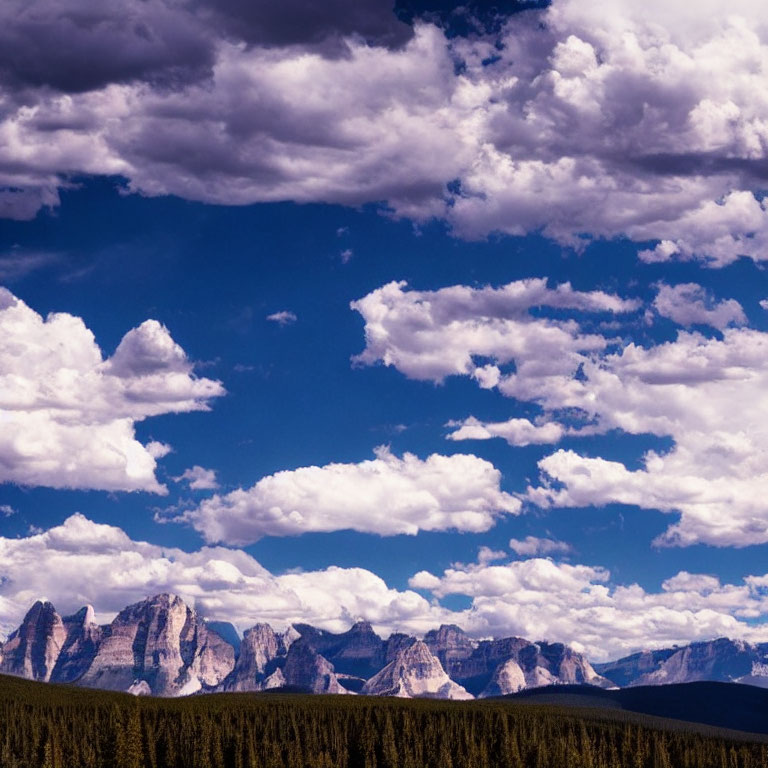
[78,593,234,696]
[52,604,102,683]
[283,638,351,694]
[363,639,472,700]
[221,622,282,692]
[0,599,67,682]
[349,620,376,634]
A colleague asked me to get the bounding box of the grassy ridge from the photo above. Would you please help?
[1,674,767,768]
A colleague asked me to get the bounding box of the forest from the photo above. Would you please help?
[0,673,766,768]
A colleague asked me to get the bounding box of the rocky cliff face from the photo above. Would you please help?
[363,640,472,699]
[78,593,234,696]
[597,638,768,688]
[0,601,67,682]
[593,648,678,687]
[294,621,385,679]
[282,639,351,694]
[220,623,284,692]
[51,606,102,684]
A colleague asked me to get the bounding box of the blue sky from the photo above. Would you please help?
[2,0,768,660]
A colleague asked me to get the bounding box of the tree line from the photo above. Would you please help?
[0,674,766,768]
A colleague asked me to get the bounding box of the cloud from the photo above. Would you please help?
[653,283,747,329]
[175,446,520,544]
[266,310,297,326]
[176,465,219,490]
[0,0,216,94]
[0,504,16,517]
[355,278,768,548]
[351,278,638,384]
[409,555,768,660]
[2,514,768,659]
[508,536,571,557]
[0,513,450,638]
[145,441,173,459]
[522,327,768,547]
[2,1,768,262]
[0,250,62,282]
[0,288,223,493]
[447,416,565,447]
[203,0,413,51]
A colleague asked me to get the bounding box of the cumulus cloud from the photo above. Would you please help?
[0,288,223,493]
[0,505,16,517]
[351,278,638,383]
[175,446,520,544]
[447,416,565,447]
[653,283,747,329]
[145,441,173,459]
[508,536,571,557]
[355,278,768,548]
[175,465,219,490]
[2,514,768,659]
[3,0,768,262]
[409,556,768,660]
[0,513,451,637]
[266,310,297,326]
[523,328,768,547]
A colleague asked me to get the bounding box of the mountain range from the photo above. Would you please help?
[0,593,766,698]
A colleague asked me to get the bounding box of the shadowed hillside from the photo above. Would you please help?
[506,682,768,736]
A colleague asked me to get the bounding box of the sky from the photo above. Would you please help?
[2,0,768,662]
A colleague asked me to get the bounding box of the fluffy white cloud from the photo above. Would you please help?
[523,328,768,547]
[508,536,571,557]
[653,283,747,329]
[355,277,768,548]
[176,446,520,544]
[0,513,451,638]
[351,278,638,383]
[0,288,223,493]
[447,416,565,447]
[2,514,768,659]
[4,1,768,261]
[176,465,219,490]
[409,555,768,660]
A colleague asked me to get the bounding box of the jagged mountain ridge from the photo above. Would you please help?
[4,593,764,698]
[596,638,768,688]
[0,594,609,698]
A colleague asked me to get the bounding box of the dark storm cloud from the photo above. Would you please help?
[203,0,413,52]
[0,0,415,95]
[0,0,215,93]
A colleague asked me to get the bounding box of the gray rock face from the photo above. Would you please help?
[220,623,284,692]
[282,639,351,694]
[424,624,475,670]
[384,633,415,664]
[594,648,678,687]
[0,601,67,682]
[481,658,527,697]
[363,639,472,699]
[78,593,234,696]
[51,605,102,683]
[294,621,385,679]
[423,630,609,697]
[597,638,768,688]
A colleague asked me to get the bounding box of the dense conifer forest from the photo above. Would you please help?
[1,674,766,768]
